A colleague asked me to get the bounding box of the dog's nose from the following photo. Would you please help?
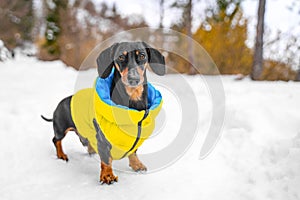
[128,79,139,86]
[128,69,140,86]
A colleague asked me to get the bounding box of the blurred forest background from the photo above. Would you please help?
[0,0,299,81]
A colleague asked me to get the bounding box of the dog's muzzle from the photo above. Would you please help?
[127,68,141,87]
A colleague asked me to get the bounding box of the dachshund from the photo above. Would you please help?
[42,42,165,184]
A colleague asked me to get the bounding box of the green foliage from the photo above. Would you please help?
[42,0,68,58]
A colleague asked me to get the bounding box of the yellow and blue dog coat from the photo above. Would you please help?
[70,71,163,160]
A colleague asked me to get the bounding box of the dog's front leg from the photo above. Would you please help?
[100,158,118,184]
[93,119,118,184]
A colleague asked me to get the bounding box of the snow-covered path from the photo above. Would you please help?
[1,55,300,200]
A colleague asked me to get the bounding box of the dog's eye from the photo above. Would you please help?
[139,53,146,60]
[118,55,126,61]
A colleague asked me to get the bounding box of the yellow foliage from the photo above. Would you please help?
[165,27,220,75]
[193,9,253,75]
[261,60,296,81]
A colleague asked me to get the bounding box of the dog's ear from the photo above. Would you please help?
[97,43,119,78]
[142,42,166,76]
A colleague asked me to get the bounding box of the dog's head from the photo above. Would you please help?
[97,42,165,87]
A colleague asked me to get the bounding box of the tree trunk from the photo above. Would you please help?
[159,0,164,29]
[296,69,300,81]
[186,0,196,75]
[251,0,266,80]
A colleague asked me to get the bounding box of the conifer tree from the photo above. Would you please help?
[42,0,68,59]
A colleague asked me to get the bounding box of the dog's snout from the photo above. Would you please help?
[128,68,139,78]
[128,69,140,86]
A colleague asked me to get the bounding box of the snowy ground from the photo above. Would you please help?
[1,55,300,200]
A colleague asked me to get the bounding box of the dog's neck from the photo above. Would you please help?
[110,70,148,111]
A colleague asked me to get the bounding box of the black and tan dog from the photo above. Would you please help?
[42,42,165,184]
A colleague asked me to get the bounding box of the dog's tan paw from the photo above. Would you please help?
[100,173,118,185]
[57,153,69,162]
[54,140,69,162]
[100,162,118,185]
[128,153,147,172]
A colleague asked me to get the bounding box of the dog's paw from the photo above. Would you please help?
[100,173,118,185]
[57,152,69,162]
[100,162,118,185]
[128,154,147,172]
[130,162,147,172]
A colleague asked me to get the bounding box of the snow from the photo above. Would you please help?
[1,55,300,200]
[0,40,11,61]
